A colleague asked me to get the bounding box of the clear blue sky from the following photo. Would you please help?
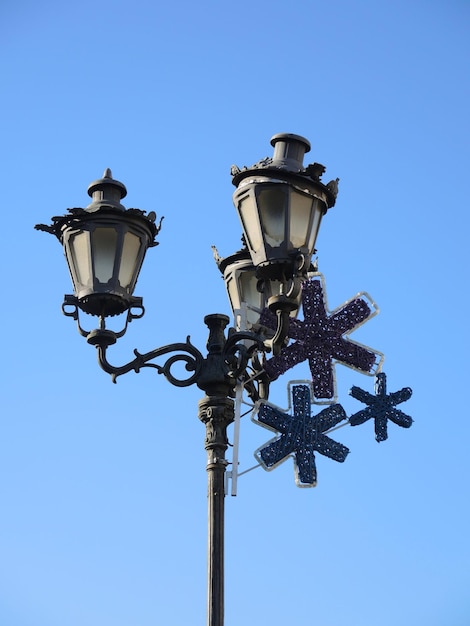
[1,1,469,625]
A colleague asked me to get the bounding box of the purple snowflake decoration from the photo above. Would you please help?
[262,275,383,401]
[253,384,349,487]
[349,372,413,442]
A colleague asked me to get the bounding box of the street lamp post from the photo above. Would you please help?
[35,133,338,626]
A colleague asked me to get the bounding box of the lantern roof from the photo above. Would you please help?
[230,133,339,208]
[35,169,162,246]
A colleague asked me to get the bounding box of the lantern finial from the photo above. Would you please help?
[87,170,127,212]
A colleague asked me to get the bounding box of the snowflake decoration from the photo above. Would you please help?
[262,274,383,401]
[349,372,413,442]
[252,383,349,487]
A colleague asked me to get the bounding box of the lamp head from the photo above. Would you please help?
[231,133,338,283]
[35,169,162,318]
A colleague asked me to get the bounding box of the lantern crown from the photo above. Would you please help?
[270,133,311,171]
[86,168,128,212]
[231,133,338,208]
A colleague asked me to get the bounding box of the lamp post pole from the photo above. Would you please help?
[201,389,231,626]
[35,133,339,626]
[197,314,235,626]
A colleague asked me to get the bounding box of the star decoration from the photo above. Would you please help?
[262,275,383,401]
[253,384,349,487]
[349,372,413,442]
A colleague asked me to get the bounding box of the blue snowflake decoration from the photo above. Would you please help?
[262,275,383,402]
[253,383,349,487]
[349,372,413,442]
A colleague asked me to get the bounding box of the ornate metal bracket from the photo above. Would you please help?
[96,337,205,386]
[62,294,145,340]
[75,312,270,401]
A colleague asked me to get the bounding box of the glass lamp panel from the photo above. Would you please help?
[225,261,263,329]
[306,198,325,254]
[239,270,264,327]
[239,269,263,313]
[226,273,240,314]
[119,231,142,288]
[258,186,287,248]
[68,230,92,288]
[91,227,118,283]
[289,189,315,250]
[237,193,264,254]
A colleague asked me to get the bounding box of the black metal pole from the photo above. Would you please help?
[197,315,236,626]
[199,395,233,626]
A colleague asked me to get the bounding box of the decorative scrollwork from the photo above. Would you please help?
[96,337,204,386]
[223,331,265,380]
[149,350,200,387]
